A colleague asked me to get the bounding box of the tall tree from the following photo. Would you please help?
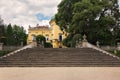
[36,35,52,48]
[0,17,6,43]
[12,25,27,45]
[6,24,27,46]
[0,17,5,37]
[6,24,14,45]
[55,0,120,46]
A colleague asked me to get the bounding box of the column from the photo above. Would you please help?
[0,43,3,50]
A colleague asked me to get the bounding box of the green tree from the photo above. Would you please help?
[6,24,14,45]
[12,25,27,46]
[0,17,6,44]
[36,35,46,43]
[55,0,120,47]
[45,42,53,48]
[36,35,52,48]
[6,24,27,46]
[0,25,5,37]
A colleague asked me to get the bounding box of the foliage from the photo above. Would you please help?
[0,22,27,46]
[55,0,120,47]
[45,42,53,48]
[36,35,53,48]
[36,35,46,43]
[62,33,82,47]
[62,34,73,47]
[0,17,5,38]
[0,50,11,57]
[0,25,5,37]
[6,24,14,45]
[108,50,120,57]
[12,25,27,45]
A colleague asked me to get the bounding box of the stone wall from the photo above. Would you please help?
[3,46,22,51]
[100,46,116,50]
[100,43,120,51]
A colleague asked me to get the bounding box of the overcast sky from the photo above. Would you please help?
[0,0,120,33]
[0,0,61,33]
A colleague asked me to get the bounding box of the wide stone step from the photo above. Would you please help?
[0,47,120,67]
[0,62,120,67]
[0,60,120,64]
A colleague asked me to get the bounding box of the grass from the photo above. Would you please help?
[0,50,11,57]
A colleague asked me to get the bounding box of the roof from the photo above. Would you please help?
[0,48,120,67]
[29,25,50,30]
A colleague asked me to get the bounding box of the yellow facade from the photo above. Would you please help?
[27,20,67,48]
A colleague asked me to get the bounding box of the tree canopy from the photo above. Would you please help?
[6,24,27,46]
[36,35,52,48]
[55,0,120,47]
[0,17,5,38]
[0,20,27,46]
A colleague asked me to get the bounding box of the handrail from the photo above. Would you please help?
[86,42,120,60]
[0,43,35,59]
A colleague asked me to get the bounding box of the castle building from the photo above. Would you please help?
[27,20,67,48]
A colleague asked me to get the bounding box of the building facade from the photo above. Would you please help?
[27,20,67,48]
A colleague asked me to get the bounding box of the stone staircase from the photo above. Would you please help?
[0,47,120,67]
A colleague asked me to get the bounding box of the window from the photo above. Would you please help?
[46,35,49,41]
[59,33,62,41]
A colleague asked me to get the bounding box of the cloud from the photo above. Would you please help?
[1,0,118,33]
[0,0,61,33]
[36,13,51,21]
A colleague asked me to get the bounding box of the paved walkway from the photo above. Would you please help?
[0,67,120,80]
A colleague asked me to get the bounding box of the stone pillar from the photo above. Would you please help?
[117,42,120,50]
[82,34,88,47]
[32,41,37,47]
[21,41,23,47]
[42,41,44,48]
[0,43,3,50]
